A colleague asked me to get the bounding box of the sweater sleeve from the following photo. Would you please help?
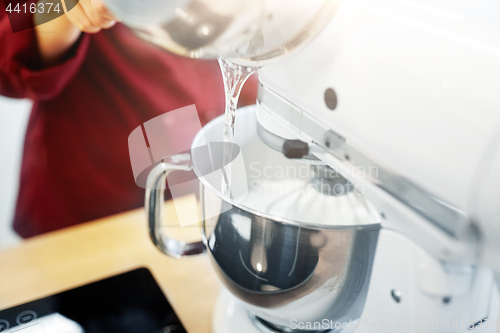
[0,8,90,101]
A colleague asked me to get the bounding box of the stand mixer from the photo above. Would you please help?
[110,0,500,331]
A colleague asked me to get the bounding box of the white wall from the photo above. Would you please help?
[0,96,31,249]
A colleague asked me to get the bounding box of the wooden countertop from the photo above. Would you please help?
[0,196,220,333]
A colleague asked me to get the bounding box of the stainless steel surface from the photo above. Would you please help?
[145,162,206,259]
[145,105,381,328]
[202,196,379,326]
[309,165,351,196]
[102,0,339,66]
[192,106,380,328]
[193,106,380,228]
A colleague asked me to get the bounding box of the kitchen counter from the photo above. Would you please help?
[0,196,220,333]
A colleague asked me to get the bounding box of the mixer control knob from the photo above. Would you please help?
[282,140,309,159]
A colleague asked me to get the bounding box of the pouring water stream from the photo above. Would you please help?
[218,58,258,197]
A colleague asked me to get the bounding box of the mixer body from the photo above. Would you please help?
[132,0,500,330]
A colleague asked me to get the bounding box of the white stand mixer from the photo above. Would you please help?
[107,0,500,331]
[236,0,500,330]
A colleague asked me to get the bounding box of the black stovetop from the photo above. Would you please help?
[0,268,186,333]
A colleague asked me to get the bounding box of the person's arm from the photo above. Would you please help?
[0,0,117,100]
[34,0,117,65]
[34,9,81,66]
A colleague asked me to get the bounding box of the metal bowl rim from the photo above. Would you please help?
[194,107,381,231]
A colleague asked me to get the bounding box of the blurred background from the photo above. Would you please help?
[0,96,30,249]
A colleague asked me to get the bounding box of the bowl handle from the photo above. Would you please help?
[145,161,206,258]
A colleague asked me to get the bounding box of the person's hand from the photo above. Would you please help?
[34,0,119,65]
[62,0,118,33]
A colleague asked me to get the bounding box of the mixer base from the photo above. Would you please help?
[213,289,350,333]
[212,230,500,333]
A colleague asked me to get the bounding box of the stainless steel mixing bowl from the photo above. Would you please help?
[146,105,381,331]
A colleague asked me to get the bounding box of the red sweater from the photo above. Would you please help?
[0,14,256,237]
